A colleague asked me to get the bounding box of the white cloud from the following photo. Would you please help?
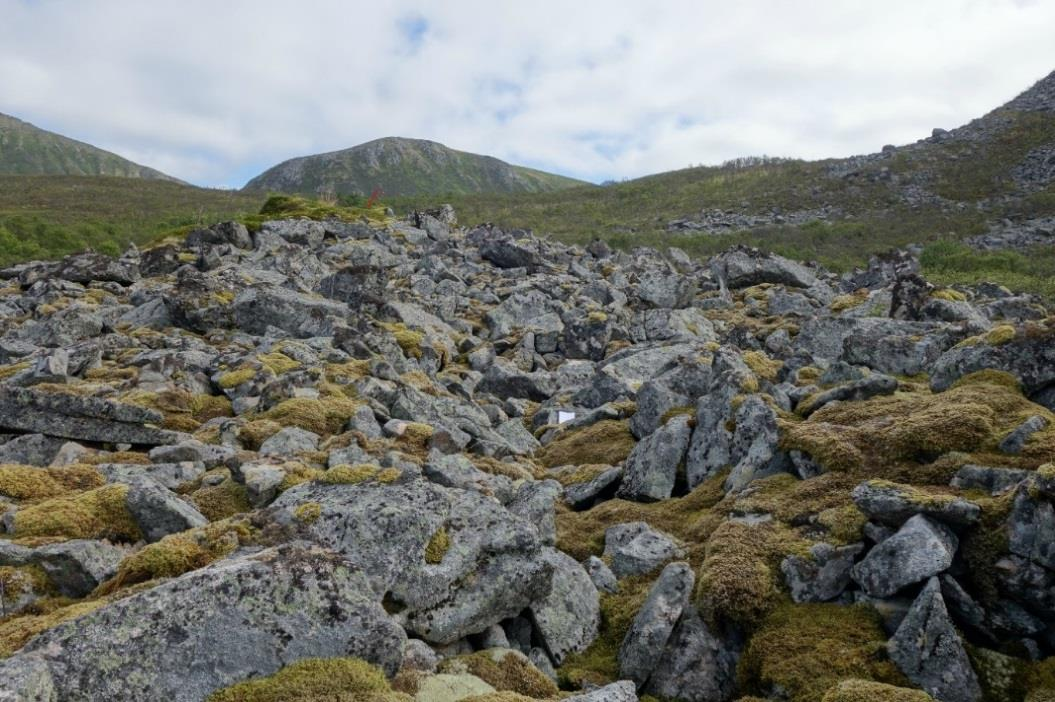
[1,0,1053,187]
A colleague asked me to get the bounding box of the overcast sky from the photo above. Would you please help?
[2,0,1054,188]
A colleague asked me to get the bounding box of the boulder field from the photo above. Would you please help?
[0,209,1053,701]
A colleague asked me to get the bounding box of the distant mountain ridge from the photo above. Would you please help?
[243,137,588,197]
[0,112,180,182]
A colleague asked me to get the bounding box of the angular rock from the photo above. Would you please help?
[259,426,320,457]
[0,434,68,467]
[781,542,864,603]
[799,374,898,417]
[124,477,208,543]
[271,478,551,645]
[585,555,618,594]
[0,387,176,446]
[567,681,639,701]
[619,561,694,688]
[17,544,407,702]
[565,467,623,510]
[617,415,692,502]
[508,480,562,545]
[529,548,600,665]
[604,522,685,579]
[1007,484,1055,570]
[231,286,347,338]
[888,578,982,702]
[712,247,819,289]
[645,605,740,702]
[851,515,958,597]
[851,481,981,528]
[31,539,127,598]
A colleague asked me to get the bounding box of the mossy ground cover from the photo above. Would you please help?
[536,420,637,469]
[738,602,904,702]
[10,483,141,541]
[207,657,411,702]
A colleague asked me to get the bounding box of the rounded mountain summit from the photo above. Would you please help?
[243,136,589,197]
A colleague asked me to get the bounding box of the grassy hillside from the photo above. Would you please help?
[0,113,179,181]
[0,176,262,266]
[244,137,588,197]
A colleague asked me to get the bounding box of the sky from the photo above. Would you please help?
[2,0,1055,188]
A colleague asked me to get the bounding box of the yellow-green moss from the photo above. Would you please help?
[738,603,904,702]
[986,324,1017,346]
[536,420,637,468]
[207,657,411,702]
[239,420,283,451]
[189,478,253,521]
[257,352,301,375]
[0,464,105,501]
[96,518,255,595]
[263,396,363,436]
[743,351,782,382]
[559,574,653,688]
[277,463,324,491]
[931,288,967,302]
[376,468,401,484]
[729,473,864,545]
[696,519,808,629]
[381,323,425,360]
[293,502,322,523]
[189,394,234,423]
[950,369,1022,392]
[0,564,52,606]
[659,405,696,425]
[425,526,451,564]
[821,679,934,702]
[550,464,612,488]
[556,472,727,563]
[217,368,257,389]
[779,381,1049,474]
[0,362,30,380]
[439,650,558,699]
[321,464,379,485]
[11,484,141,541]
[830,290,870,312]
[0,597,108,658]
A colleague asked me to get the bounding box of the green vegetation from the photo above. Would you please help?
[10,483,141,541]
[738,603,903,702]
[244,136,586,197]
[0,175,261,266]
[536,420,637,468]
[438,650,559,699]
[0,112,177,180]
[207,657,411,702]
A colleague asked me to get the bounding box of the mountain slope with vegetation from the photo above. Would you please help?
[0,112,179,181]
[390,69,1055,296]
[0,176,262,265]
[244,136,588,197]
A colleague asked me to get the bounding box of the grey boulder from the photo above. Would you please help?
[16,543,406,702]
[888,577,981,702]
[617,415,692,502]
[604,522,685,579]
[529,548,600,665]
[619,561,694,688]
[851,514,958,597]
[125,477,208,543]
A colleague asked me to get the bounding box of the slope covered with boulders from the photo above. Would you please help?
[0,205,1053,701]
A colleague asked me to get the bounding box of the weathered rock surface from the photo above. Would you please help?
[851,515,958,597]
[619,561,694,688]
[14,544,406,702]
[888,578,982,702]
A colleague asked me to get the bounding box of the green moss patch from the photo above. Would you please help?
[11,484,141,542]
[439,650,558,699]
[738,603,904,702]
[536,420,637,469]
[207,657,411,701]
[0,464,105,501]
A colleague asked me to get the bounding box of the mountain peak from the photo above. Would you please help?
[0,111,180,181]
[243,137,586,197]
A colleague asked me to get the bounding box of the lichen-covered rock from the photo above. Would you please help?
[781,542,864,603]
[851,480,980,528]
[888,578,981,702]
[930,328,1055,396]
[619,561,694,688]
[851,515,958,597]
[644,605,740,702]
[528,548,600,665]
[125,476,208,542]
[15,543,406,702]
[270,478,551,644]
[31,539,127,597]
[0,387,177,445]
[617,415,692,502]
[603,522,685,579]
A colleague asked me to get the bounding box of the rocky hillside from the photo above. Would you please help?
[396,70,1055,297]
[244,137,588,197]
[0,207,1053,701]
[0,112,179,181]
